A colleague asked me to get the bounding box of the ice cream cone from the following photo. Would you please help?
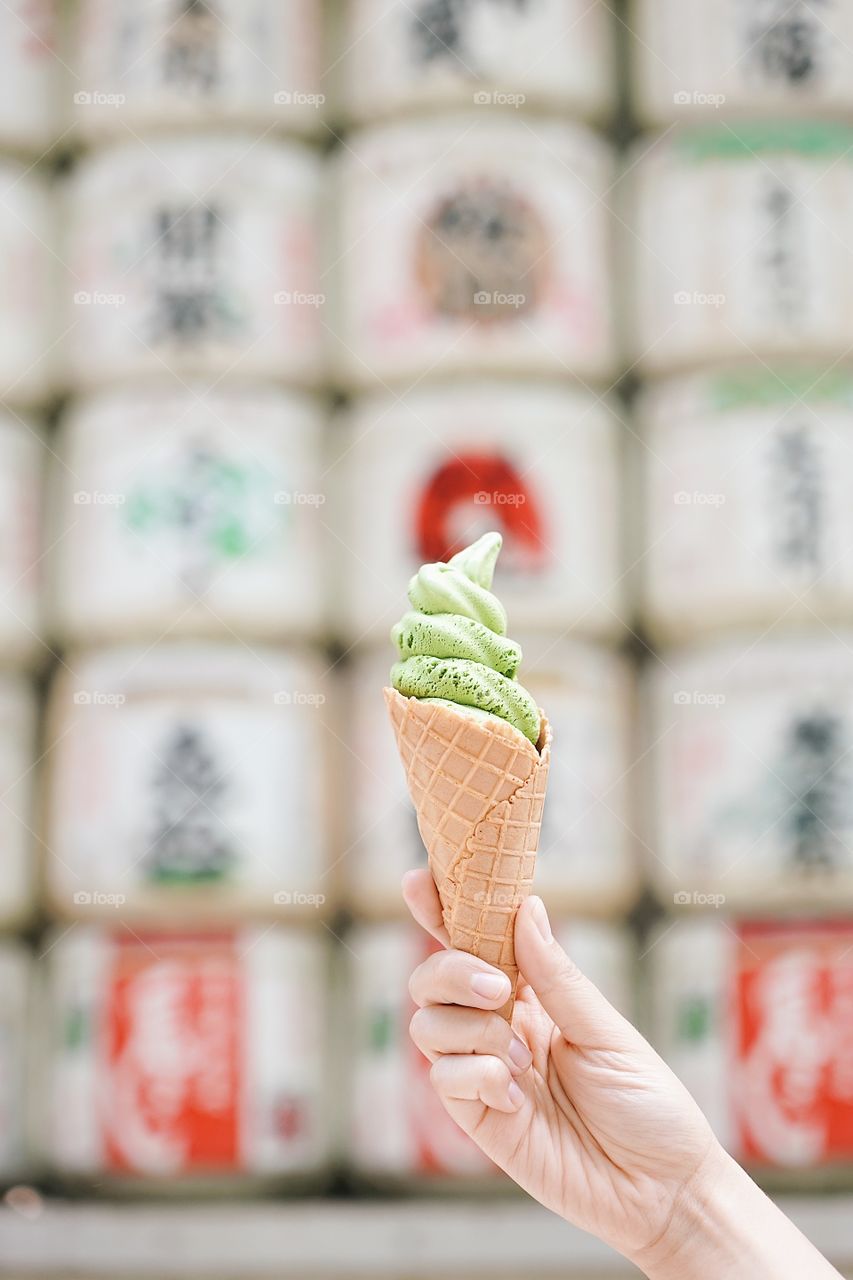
[384,687,551,1020]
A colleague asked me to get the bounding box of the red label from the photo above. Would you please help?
[734,921,853,1167]
[102,935,242,1175]
[415,452,547,569]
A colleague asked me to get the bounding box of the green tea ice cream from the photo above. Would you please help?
[390,532,541,745]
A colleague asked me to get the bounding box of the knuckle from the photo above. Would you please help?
[408,1006,429,1049]
[555,951,585,988]
[407,953,441,1005]
[537,951,586,1004]
[429,1057,450,1092]
[480,1055,509,1090]
[407,965,422,1006]
[436,948,468,983]
[407,950,478,1009]
[474,1011,505,1056]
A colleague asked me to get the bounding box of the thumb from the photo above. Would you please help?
[515,896,641,1051]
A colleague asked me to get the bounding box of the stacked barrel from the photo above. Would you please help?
[0,0,59,1188]
[628,0,853,1180]
[330,0,640,1183]
[35,2,333,1188]
[0,0,851,1238]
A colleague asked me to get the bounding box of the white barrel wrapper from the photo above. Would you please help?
[0,944,32,1178]
[42,927,329,1182]
[649,917,853,1173]
[0,678,37,928]
[632,0,853,126]
[0,163,54,406]
[348,643,638,917]
[64,136,323,388]
[333,382,624,642]
[45,645,329,922]
[71,0,323,136]
[349,919,633,1179]
[640,367,853,641]
[0,1,57,154]
[0,412,42,668]
[51,385,326,645]
[340,0,613,123]
[627,124,853,374]
[647,634,853,908]
[335,118,614,384]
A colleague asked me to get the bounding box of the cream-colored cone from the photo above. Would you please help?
[384,687,551,1020]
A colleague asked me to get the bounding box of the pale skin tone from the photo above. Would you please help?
[403,869,843,1280]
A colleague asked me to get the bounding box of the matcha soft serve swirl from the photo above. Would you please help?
[390,532,541,745]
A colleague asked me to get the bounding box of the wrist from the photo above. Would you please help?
[631,1140,841,1280]
[629,1141,750,1280]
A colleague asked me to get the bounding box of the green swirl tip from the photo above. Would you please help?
[390,532,540,746]
[447,531,502,589]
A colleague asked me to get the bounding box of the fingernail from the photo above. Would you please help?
[529,896,552,943]
[508,1037,532,1071]
[507,1081,524,1109]
[470,972,511,1001]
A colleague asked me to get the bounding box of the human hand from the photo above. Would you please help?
[403,869,724,1272]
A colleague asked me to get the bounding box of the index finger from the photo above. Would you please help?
[402,868,450,947]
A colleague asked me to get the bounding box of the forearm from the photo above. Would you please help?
[634,1144,843,1280]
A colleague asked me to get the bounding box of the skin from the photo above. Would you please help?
[403,869,843,1280]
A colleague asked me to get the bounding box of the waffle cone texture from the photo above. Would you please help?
[385,687,551,1020]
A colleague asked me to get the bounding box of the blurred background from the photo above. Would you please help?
[1,0,853,1276]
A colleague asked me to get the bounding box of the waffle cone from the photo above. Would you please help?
[384,687,551,1020]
